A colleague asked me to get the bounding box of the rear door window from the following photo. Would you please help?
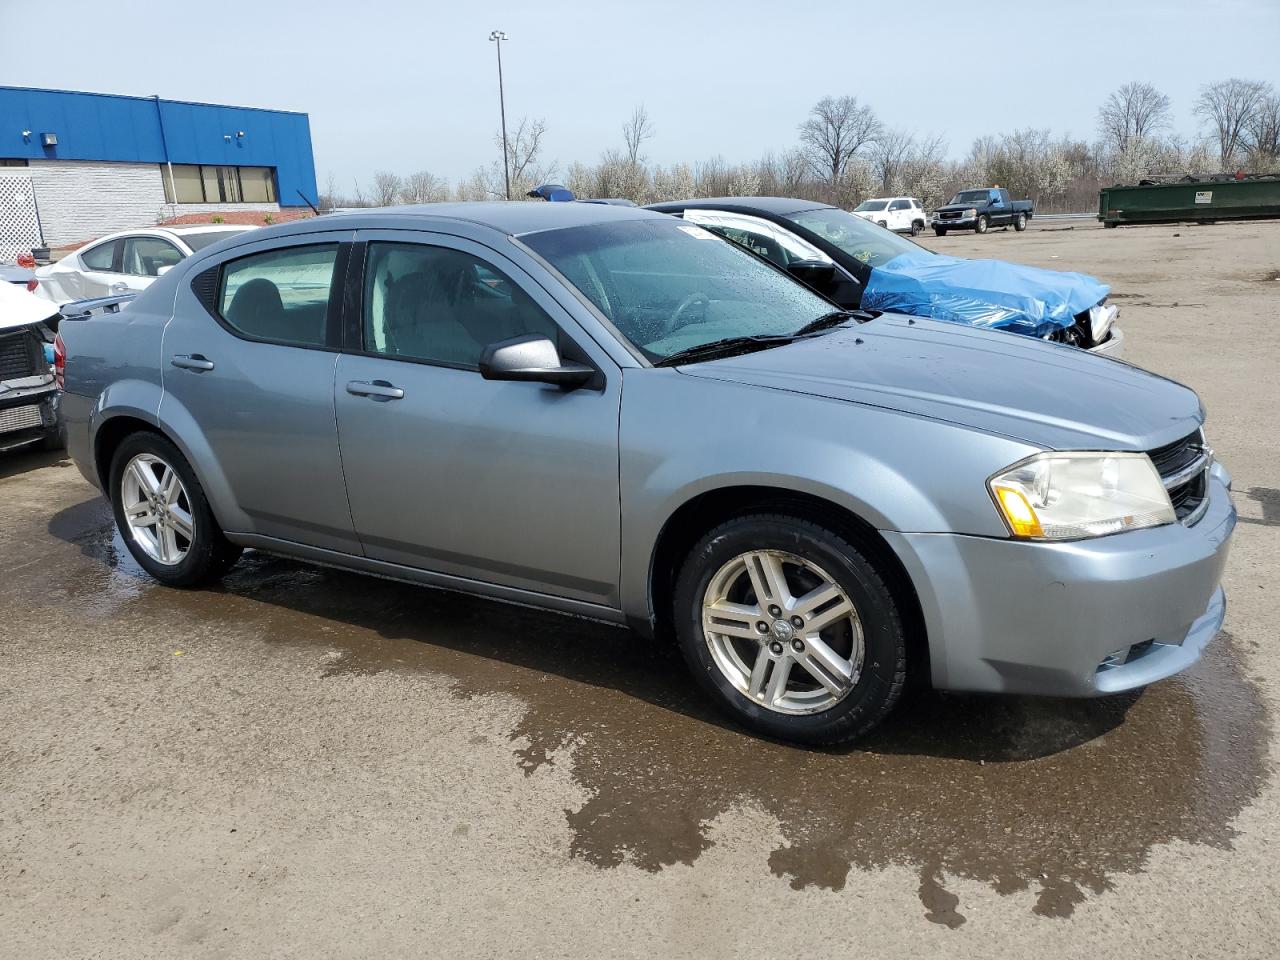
[217,244,339,347]
[80,240,119,272]
[889,199,909,211]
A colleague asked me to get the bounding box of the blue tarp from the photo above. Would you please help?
[860,253,1110,337]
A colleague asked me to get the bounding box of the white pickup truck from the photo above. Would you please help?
[850,197,928,236]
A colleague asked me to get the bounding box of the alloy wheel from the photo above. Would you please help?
[701,550,864,715]
[120,453,195,565]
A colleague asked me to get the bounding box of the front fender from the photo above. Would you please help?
[618,370,1034,622]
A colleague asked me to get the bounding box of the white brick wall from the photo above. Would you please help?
[26,161,282,246]
[27,160,167,246]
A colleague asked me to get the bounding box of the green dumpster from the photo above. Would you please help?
[1098,175,1280,227]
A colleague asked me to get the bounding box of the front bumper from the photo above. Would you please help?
[883,464,1235,697]
[933,215,976,228]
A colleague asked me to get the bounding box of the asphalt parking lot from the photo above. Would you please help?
[2,219,1278,958]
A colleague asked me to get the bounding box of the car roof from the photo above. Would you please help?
[645,196,836,216]
[311,201,664,237]
[165,225,255,235]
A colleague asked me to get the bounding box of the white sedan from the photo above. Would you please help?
[36,225,253,303]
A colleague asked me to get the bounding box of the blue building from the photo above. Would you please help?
[0,85,317,250]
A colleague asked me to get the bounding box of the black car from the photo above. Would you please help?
[643,197,1121,353]
[645,196,915,309]
[931,188,1034,236]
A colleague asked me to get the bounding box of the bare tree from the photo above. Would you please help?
[501,117,551,194]
[1097,82,1172,153]
[798,95,881,182]
[371,171,403,207]
[870,128,916,195]
[1197,78,1270,167]
[1242,89,1280,169]
[319,172,340,211]
[401,170,448,204]
[623,105,655,165]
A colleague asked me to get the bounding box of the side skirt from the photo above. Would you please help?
[226,532,630,628]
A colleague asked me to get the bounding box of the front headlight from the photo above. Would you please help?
[989,452,1175,540]
[965,208,977,217]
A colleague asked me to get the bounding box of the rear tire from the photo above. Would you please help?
[910,220,924,236]
[1014,212,1027,232]
[109,431,242,587]
[673,514,907,745]
[975,214,989,234]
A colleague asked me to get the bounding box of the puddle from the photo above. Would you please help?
[44,497,1273,927]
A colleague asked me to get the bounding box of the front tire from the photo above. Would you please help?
[934,227,947,237]
[975,214,989,234]
[1014,212,1027,232]
[109,432,242,587]
[673,514,907,745]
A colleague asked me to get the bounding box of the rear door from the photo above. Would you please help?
[333,230,622,606]
[74,238,124,298]
[160,229,360,553]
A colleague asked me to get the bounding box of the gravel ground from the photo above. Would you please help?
[1,218,1278,959]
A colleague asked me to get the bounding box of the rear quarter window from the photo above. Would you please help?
[216,244,339,347]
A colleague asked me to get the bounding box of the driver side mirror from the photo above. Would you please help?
[479,334,595,389]
[786,259,837,288]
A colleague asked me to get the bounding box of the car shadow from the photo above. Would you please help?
[44,496,1271,925]
[0,446,68,480]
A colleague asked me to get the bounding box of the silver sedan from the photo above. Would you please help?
[57,203,1233,744]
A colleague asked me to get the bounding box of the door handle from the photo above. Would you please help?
[110,281,130,294]
[171,354,215,372]
[346,379,404,401]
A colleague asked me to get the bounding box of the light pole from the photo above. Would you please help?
[489,30,511,201]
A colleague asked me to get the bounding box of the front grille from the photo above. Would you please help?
[939,211,963,220]
[1148,429,1210,524]
[0,330,41,380]
[0,403,44,434]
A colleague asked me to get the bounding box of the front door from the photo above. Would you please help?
[159,230,360,553]
[333,232,622,606]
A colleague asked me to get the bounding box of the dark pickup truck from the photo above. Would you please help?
[932,188,1033,236]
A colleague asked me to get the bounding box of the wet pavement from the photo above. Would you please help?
[3,223,1280,957]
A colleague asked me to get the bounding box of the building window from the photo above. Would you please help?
[0,158,30,166]
[161,164,277,204]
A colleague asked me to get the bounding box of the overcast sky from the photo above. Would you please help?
[3,0,1278,192]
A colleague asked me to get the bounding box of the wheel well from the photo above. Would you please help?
[93,416,161,490]
[649,486,930,685]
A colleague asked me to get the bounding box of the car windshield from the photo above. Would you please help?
[181,229,252,252]
[521,218,837,362]
[785,207,930,268]
[951,191,990,204]
[854,200,888,212]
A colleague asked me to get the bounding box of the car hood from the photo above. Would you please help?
[676,315,1201,452]
[0,279,59,330]
[936,202,983,211]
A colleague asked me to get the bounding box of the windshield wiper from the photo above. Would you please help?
[655,310,878,368]
[791,309,871,337]
[654,334,801,367]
